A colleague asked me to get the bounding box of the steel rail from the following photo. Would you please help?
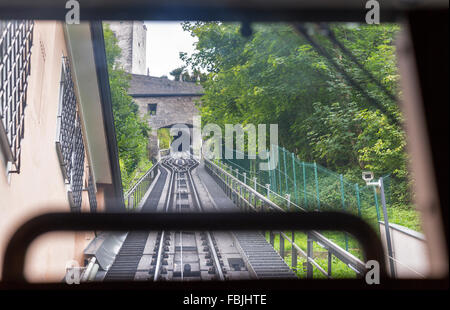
[186,162,226,281]
[152,231,165,281]
[178,172,183,280]
[155,156,216,281]
[153,162,175,281]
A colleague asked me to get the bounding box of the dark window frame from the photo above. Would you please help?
[147,103,157,115]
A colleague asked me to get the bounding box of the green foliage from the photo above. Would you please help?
[182,22,413,212]
[157,128,173,150]
[170,65,207,82]
[103,23,152,191]
[169,66,184,81]
[266,231,361,278]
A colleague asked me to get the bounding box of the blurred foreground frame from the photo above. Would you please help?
[0,0,448,289]
[2,212,382,282]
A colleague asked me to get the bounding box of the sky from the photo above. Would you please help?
[145,21,197,79]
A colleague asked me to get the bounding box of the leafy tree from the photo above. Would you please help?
[170,66,184,81]
[170,65,207,82]
[103,23,151,191]
[181,22,411,208]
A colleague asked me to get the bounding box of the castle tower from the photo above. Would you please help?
[108,21,147,75]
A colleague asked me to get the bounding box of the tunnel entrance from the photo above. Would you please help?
[164,124,193,154]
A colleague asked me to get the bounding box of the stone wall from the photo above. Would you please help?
[131,22,147,75]
[108,21,147,75]
[134,95,200,129]
[108,21,133,73]
[133,95,201,159]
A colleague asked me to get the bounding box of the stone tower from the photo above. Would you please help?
[108,21,147,75]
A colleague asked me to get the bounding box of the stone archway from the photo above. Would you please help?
[163,124,193,153]
[128,74,203,160]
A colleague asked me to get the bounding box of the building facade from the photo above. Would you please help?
[108,21,203,159]
[128,74,203,159]
[0,21,123,281]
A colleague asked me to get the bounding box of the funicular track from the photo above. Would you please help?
[103,154,296,281]
[151,156,226,281]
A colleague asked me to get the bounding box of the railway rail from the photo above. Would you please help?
[101,153,295,282]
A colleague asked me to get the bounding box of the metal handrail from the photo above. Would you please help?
[159,148,170,158]
[208,159,285,212]
[204,158,368,277]
[124,162,160,210]
[216,159,304,211]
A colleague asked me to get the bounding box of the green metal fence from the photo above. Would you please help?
[218,145,392,250]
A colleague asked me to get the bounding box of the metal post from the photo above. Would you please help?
[279,233,285,259]
[266,184,270,198]
[340,174,349,251]
[291,231,297,271]
[243,172,247,185]
[232,179,236,203]
[373,186,381,222]
[226,174,229,197]
[286,194,291,211]
[268,154,273,195]
[278,146,282,194]
[283,147,288,193]
[327,251,332,277]
[292,153,298,205]
[239,186,242,209]
[269,231,274,246]
[380,177,396,278]
[314,162,320,210]
[355,183,362,217]
[306,234,313,279]
[253,177,257,191]
[302,162,307,208]
[271,146,277,194]
[128,195,134,210]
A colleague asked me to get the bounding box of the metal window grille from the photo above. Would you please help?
[87,172,97,213]
[0,20,34,173]
[56,56,77,181]
[55,56,92,212]
[68,116,85,212]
